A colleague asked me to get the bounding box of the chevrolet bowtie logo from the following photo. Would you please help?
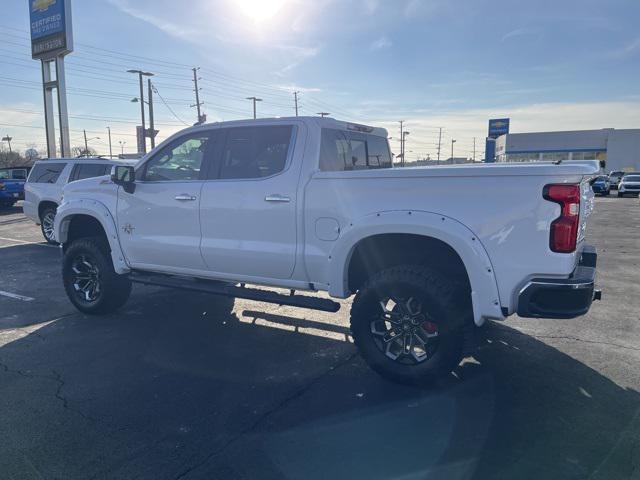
[32,0,56,12]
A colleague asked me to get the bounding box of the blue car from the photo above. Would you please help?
[0,167,30,207]
[590,175,611,196]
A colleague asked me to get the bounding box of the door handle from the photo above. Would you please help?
[264,194,291,203]
[175,194,197,201]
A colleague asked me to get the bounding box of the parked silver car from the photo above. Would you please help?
[617,173,640,197]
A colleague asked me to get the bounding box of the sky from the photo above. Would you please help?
[1,0,640,160]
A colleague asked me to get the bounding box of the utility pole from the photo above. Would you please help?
[294,91,299,117]
[191,67,205,125]
[317,112,330,118]
[451,138,456,161]
[127,70,153,154]
[107,127,113,158]
[402,131,410,167]
[148,78,156,149]
[399,120,404,167]
[436,127,443,164]
[1,135,12,153]
[246,97,262,119]
[473,137,476,162]
[84,129,88,154]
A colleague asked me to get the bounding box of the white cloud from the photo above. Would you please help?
[611,37,640,58]
[370,36,392,50]
[501,27,541,43]
[107,0,201,43]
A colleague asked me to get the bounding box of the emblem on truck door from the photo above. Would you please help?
[122,223,135,235]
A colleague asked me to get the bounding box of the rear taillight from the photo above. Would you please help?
[543,184,580,253]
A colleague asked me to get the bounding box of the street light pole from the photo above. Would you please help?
[119,141,126,156]
[148,78,156,149]
[127,70,154,154]
[294,91,299,117]
[84,129,88,153]
[246,96,262,119]
[451,139,456,161]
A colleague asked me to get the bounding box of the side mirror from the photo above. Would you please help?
[111,165,136,194]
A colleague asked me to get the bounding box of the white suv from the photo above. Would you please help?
[24,158,134,243]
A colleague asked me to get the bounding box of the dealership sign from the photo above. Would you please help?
[488,118,510,139]
[29,0,73,59]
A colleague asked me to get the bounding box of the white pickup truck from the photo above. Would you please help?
[54,117,601,384]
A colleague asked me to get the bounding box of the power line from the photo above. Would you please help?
[152,84,190,126]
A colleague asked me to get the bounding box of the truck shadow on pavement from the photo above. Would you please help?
[0,287,638,480]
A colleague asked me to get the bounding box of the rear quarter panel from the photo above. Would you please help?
[304,164,595,316]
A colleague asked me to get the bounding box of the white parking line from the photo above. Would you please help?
[0,290,35,302]
[0,237,57,248]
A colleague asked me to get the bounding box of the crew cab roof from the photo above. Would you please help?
[175,116,389,139]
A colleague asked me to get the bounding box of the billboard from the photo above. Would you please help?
[488,118,510,139]
[29,0,73,59]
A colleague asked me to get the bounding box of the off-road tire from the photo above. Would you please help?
[350,265,469,385]
[63,236,132,314]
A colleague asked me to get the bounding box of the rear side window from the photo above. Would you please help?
[218,126,293,180]
[320,129,391,171]
[10,169,28,180]
[69,163,110,182]
[27,163,66,183]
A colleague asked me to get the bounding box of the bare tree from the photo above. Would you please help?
[71,146,97,157]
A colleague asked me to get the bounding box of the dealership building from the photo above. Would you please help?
[494,128,640,172]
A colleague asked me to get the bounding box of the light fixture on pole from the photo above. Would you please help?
[118,140,126,156]
[127,70,154,154]
[246,97,263,119]
[317,112,330,118]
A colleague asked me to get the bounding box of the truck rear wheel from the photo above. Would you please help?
[350,266,467,385]
[62,237,132,315]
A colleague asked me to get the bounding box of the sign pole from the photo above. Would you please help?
[30,0,74,159]
[41,59,56,159]
[55,56,71,157]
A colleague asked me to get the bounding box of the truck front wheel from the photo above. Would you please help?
[62,237,132,315]
[350,266,467,385]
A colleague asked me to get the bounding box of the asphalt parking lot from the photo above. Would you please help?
[0,196,639,480]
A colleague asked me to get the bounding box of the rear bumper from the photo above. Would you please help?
[517,245,600,319]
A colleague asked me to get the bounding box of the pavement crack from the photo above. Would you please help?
[495,328,640,352]
[173,351,359,480]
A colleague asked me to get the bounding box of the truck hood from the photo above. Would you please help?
[61,175,117,204]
